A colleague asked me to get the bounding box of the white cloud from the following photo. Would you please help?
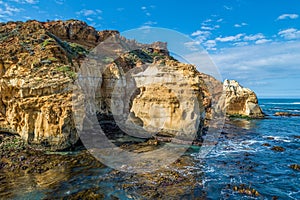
[191,30,211,43]
[184,41,201,51]
[234,22,247,27]
[54,0,64,4]
[117,8,124,11]
[215,33,244,42]
[278,28,300,40]
[201,26,214,30]
[139,25,151,29]
[201,19,212,26]
[9,0,38,4]
[210,41,300,97]
[144,21,157,25]
[255,39,272,44]
[244,33,265,41]
[224,5,233,10]
[141,6,152,16]
[24,0,37,3]
[0,2,21,19]
[201,25,220,31]
[277,14,299,20]
[203,40,217,50]
[76,9,102,17]
[233,42,248,47]
[191,30,210,37]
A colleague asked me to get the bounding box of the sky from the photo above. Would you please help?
[1,0,300,98]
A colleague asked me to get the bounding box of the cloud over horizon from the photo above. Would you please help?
[277,13,299,20]
[211,41,300,97]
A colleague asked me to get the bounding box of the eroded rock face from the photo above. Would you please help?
[0,20,86,149]
[44,20,119,48]
[223,79,264,118]
[0,20,211,149]
[0,20,263,150]
[128,60,207,138]
[0,20,120,150]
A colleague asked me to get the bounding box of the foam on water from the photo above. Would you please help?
[263,102,300,105]
[262,136,292,143]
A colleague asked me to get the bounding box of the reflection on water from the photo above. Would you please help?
[0,167,71,199]
[230,119,252,129]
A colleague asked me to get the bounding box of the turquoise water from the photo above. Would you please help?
[6,99,300,199]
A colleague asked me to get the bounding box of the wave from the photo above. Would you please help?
[262,136,292,143]
[268,108,300,112]
[263,102,300,105]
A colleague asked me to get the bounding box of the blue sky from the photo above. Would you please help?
[1,0,300,98]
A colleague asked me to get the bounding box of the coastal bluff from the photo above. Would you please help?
[0,20,263,150]
[223,79,264,118]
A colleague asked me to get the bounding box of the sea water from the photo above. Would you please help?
[200,99,300,199]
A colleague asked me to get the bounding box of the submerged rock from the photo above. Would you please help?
[262,143,271,147]
[271,146,285,152]
[231,184,260,197]
[222,79,264,118]
[289,164,300,171]
[274,112,300,117]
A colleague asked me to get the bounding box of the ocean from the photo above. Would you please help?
[2,99,300,199]
[197,98,300,199]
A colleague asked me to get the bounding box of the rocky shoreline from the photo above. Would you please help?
[0,20,265,151]
[0,19,271,199]
[0,131,205,199]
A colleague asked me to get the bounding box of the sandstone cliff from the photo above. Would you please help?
[222,79,264,118]
[0,20,262,150]
[0,20,118,149]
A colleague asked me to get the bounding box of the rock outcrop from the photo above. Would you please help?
[0,20,118,150]
[127,60,208,138]
[222,79,264,118]
[0,20,263,150]
[0,20,217,149]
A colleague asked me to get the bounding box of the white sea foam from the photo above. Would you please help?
[264,102,300,105]
[262,136,292,143]
[291,102,300,105]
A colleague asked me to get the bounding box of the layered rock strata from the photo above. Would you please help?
[0,20,263,150]
[222,79,264,118]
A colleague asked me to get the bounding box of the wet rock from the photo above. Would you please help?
[232,184,260,197]
[0,134,103,175]
[262,143,271,147]
[271,146,285,152]
[289,164,300,171]
[119,155,202,199]
[266,136,275,140]
[274,112,300,117]
[60,187,105,200]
